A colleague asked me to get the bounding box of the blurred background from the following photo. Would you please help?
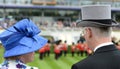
[0,0,120,69]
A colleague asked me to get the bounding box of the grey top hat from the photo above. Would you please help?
[77,5,119,27]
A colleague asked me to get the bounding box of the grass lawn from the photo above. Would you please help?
[0,48,86,69]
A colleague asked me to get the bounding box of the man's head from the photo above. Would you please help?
[82,27,112,50]
[77,5,119,50]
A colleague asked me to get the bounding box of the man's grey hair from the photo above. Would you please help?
[90,27,112,37]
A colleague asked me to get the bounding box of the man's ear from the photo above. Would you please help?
[86,28,92,38]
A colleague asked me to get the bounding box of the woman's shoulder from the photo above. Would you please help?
[0,60,39,69]
[0,64,39,69]
[0,65,39,69]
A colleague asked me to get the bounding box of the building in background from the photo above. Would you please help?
[0,0,120,24]
[0,0,120,44]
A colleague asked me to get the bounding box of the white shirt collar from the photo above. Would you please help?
[94,42,113,52]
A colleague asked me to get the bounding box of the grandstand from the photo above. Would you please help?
[0,0,120,44]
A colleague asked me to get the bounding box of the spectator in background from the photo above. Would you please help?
[63,21,70,27]
[57,21,63,29]
[0,19,47,69]
[71,22,76,28]
[57,40,63,57]
[44,40,51,57]
[79,34,85,43]
[79,41,84,57]
[71,42,76,57]
[39,47,45,60]
[72,5,120,69]
[76,41,84,57]
[62,40,68,57]
[54,40,62,60]
[83,41,89,56]
[76,41,81,56]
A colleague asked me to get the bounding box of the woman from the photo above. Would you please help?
[0,19,47,69]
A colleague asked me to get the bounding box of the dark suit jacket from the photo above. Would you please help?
[72,44,120,69]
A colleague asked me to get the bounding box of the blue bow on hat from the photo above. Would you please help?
[0,19,47,57]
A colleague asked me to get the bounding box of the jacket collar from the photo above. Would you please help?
[94,42,114,52]
[94,44,117,54]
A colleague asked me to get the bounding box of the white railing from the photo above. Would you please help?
[39,26,82,32]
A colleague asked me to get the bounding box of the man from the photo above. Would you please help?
[71,5,120,69]
[44,40,51,57]
[39,47,45,60]
[62,40,68,56]
[71,42,76,57]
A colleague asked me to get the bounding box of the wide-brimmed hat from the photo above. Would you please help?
[77,5,119,27]
[0,19,47,57]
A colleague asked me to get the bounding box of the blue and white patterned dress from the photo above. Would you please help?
[0,60,38,69]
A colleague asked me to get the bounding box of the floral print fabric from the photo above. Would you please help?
[0,60,38,69]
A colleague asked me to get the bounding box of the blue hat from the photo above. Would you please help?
[0,19,47,57]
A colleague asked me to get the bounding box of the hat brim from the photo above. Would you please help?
[77,20,120,27]
[0,19,48,57]
[4,36,47,57]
